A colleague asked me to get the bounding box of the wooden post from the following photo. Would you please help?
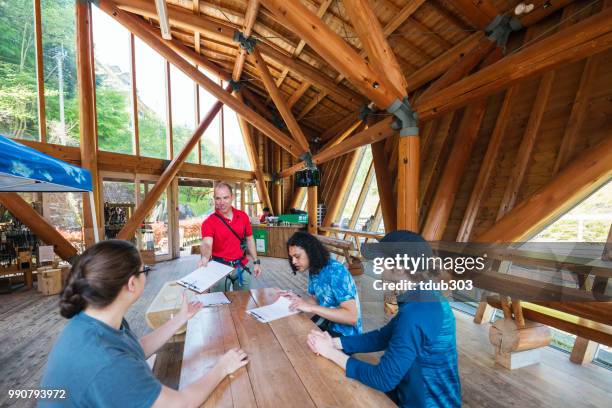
[0,193,77,262]
[475,135,612,243]
[307,186,318,234]
[396,135,419,231]
[117,87,229,240]
[76,0,101,246]
[289,187,306,211]
[273,144,282,214]
[33,0,46,142]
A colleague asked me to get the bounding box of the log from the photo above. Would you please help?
[489,318,551,354]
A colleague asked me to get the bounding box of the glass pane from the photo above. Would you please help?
[139,181,169,255]
[223,107,251,170]
[42,0,79,146]
[178,184,213,252]
[45,192,85,253]
[0,0,39,140]
[102,180,136,240]
[170,65,196,162]
[135,38,167,159]
[356,174,379,231]
[199,70,221,166]
[92,7,133,154]
[339,147,372,227]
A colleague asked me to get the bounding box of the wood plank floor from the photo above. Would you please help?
[0,255,610,407]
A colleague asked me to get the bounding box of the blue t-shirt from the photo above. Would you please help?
[341,290,461,408]
[39,312,161,408]
[308,258,362,336]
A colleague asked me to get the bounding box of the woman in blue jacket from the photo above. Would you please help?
[307,231,461,408]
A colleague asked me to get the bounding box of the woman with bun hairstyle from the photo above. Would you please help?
[40,240,248,408]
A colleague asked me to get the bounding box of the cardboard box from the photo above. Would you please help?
[38,268,62,296]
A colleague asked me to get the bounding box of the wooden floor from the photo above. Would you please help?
[1,255,610,408]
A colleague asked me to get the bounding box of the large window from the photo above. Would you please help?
[170,65,196,162]
[42,0,79,146]
[92,7,133,154]
[135,38,167,160]
[223,107,251,170]
[199,70,221,166]
[0,0,39,140]
[339,147,372,227]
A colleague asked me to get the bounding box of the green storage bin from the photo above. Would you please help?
[252,228,269,255]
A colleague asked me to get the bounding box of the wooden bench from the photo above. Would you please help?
[313,234,363,275]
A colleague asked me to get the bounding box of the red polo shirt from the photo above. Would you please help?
[201,208,253,265]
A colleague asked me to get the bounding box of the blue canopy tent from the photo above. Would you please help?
[0,135,99,242]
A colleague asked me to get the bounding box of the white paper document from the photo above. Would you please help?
[247,296,299,323]
[176,261,233,293]
[197,292,231,307]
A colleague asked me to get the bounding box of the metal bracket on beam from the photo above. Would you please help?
[300,151,316,169]
[387,97,418,137]
[358,104,373,121]
[485,14,522,47]
[228,79,243,92]
[233,31,257,53]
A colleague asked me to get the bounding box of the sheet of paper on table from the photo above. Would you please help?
[197,291,231,307]
[247,295,299,323]
[176,261,233,293]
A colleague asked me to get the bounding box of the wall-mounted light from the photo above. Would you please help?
[514,2,535,15]
[155,0,172,40]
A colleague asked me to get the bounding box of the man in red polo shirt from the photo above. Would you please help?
[198,182,261,290]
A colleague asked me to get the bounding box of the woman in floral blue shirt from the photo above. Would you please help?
[283,231,362,337]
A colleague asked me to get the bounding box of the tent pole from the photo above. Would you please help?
[89,191,100,244]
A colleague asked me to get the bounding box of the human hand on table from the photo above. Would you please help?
[219,348,249,376]
[286,293,314,313]
[306,330,336,358]
[176,292,203,324]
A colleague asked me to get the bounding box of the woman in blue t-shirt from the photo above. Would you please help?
[283,231,362,337]
[40,240,248,408]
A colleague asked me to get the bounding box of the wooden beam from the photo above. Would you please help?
[118,88,227,240]
[371,138,397,232]
[406,32,484,93]
[307,186,318,234]
[319,113,361,143]
[76,0,101,245]
[231,0,260,81]
[417,37,496,103]
[113,0,364,106]
[416,8,612,120]
[259,0,403,109]
[382,0,427,37]
[322,151,361,228]
[456,86,516,242]
[0,194,77,262]
[287,82,310,109]
[100,0,304,158]
[273,144,282,214]
[154,0,172,39]
[278,117,396,177]
[321,121,364,151]
[343,0,408,97]
[289,187,306,210]
[249,47,311,153]
[446,0,498,29]
[421,100,489,240]
[497,73,554,220]
[553,57,599,174]
[474,135,612,243]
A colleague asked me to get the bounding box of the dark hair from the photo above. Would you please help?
[59,240,143,319]
[263,207,270,212]
[287,231,330,275]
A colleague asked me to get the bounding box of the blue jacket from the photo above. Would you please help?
[341,290,461,407]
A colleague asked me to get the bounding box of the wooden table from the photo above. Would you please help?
[180,288,394,407]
